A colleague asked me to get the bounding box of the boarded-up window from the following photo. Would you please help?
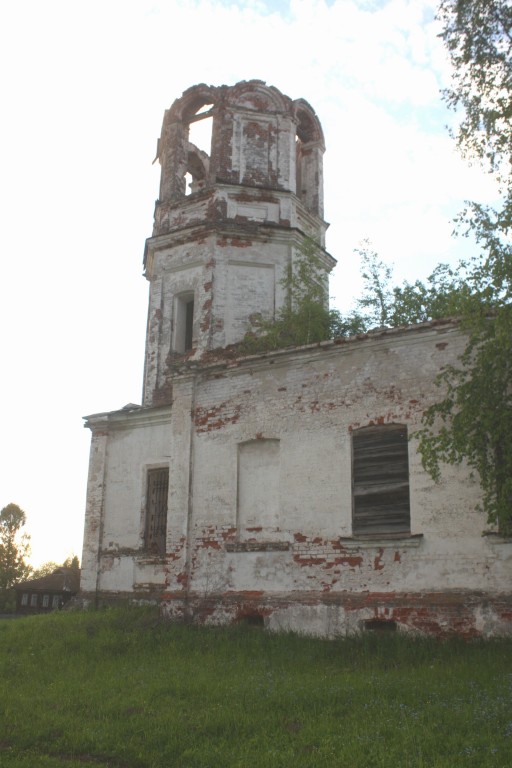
[352,424,410,535]
[145,468,169,555]
[238,439,279,535]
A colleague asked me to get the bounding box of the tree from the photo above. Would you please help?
[0,503,31,612]
[438,0,512,190]
[63,554,80,570]
[414,0,512,532]
[31,554,80,580]
[352,242,472,329]
[239,238,362,354]
[353,241,393,327]
[30,561,60,579]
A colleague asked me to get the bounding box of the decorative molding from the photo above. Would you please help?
[339,534,424,550]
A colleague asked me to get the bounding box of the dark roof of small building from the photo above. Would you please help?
[14,567,80,594]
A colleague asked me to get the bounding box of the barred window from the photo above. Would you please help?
[145,467,169,555]
[352,424,410,536]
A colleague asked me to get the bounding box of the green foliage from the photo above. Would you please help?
[411,0,512,531]
[31,555,80,581]
[62,554,80,570]
[0,608,511,767]
[354,240,393,327]
[415,209,512,530]
[0,504,31,612]
[438,0,512,188]
[29,561,60,580]
[352,241,473,328]
[239,238,356,353]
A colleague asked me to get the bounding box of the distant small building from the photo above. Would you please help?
[14,568,80,614]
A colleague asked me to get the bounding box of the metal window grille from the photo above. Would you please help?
[352,425,410,535]
[146,468,169,555]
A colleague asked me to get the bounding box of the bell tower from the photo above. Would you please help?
[142,80,335,406]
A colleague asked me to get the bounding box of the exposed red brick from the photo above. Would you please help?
[194,402,242,432]
[293,555,327,566]
[199,539,221,549]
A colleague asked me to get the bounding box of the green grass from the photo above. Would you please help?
[0,608,511,767]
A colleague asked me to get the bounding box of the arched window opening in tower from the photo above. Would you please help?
[188,104,213,154]
[184,105,213,195]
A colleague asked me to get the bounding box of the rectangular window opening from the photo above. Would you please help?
[174,293,195,353]
[352,424,410,536]
[145,467,169,556]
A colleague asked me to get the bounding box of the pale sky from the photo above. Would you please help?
[0,0,498,568]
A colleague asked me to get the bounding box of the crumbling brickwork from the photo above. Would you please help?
[142,81,333,407]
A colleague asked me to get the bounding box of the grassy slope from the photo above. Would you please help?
[0,608,511,767]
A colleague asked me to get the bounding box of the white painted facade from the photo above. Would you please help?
[81,82,512,636]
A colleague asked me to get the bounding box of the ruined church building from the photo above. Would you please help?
[81,81,511,636]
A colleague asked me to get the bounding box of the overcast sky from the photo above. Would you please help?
[0,0,498,568]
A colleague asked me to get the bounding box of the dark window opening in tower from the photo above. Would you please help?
[174,292,195,353]
[295,135,304,201]
[184,297,194,351]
